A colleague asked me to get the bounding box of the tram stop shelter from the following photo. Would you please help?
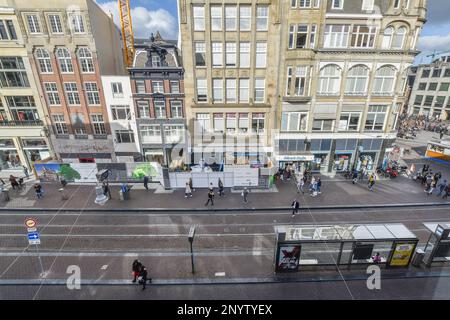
[274,224,418,272]
[423,223,450,267]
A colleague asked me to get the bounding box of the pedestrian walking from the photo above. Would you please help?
[428,179,437,195]
[316,177,322,194]
[131,259,142,283]
[138,265,150,290]
[368,174,375,192]
[23,166,29,179]
[9,175,19,190]
[297,179,305,194]
[205,188,214,206]
[189,178,195,192]
[437,179,447,197]
[443,184,450,199]
[218,178,224,197]
[102,181,110,199]
[143,175,149,190]
[18,177,24,188]
[34,183,43,199]
[185,182,193,198]
[291,199,300,217]
[424,173,433,193]
[352,170,358,184]
[242,187,249,203]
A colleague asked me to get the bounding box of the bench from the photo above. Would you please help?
[299,259,319,265]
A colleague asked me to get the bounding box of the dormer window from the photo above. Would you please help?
[152,55,161,67]
[332,0,343,9]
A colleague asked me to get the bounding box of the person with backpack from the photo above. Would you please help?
[205,188,214,206]
[34,183,43,199]
[368,174,375,192]
[131,259,142,283]
[352,170,358,184]
[143,175,149,191]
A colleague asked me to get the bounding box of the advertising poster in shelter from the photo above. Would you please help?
[34,163,61,182]
[389,243,415,266]
[276,245,301,272]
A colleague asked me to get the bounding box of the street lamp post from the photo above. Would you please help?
[188,226,196,274]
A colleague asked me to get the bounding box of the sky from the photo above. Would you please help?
[96,0,450,65]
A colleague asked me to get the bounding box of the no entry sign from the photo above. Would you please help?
[25,218,37,229]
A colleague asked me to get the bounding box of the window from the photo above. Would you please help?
[428,82,438,91]
[226,113,236,133]
[252,113,265,133]
[432,68,442,78]
[239,6,251,31]
[294,66,308,96]
[193,6,205,31]
[137,101,150,118]
[152,80,164,93]
[151,55,161,67]
[239,113,249,133]
[286,67,293,95]
[71,114,86,135]
[6,96,39,122]
[444,69,450,77]
[78,47,94,73]
[254,78,265,102]
[439,83,450,91]
[197,78,207,102]
[141,125,161,143]
[164,125,185,143]
[26,14,41,34]
[91,114,106,135]
[111,82,123,97]
[52,115,68,135]
[35,48,52,73]
[44,82,61,105]
[332,0,344,9]
[214,113,224,132]
[135,80,146,93]
[0,20,17,40]
[288,25,295,49]
[195,42,206,67]
[281,112,308,131]
[111,105,131,120]
[292,0,298,7]
[115,130,135,143]
[239,42,250,68]
[211,6,222,31]
[373,66,396,95]
[226,78,236,103]
[255,42,267,68]
[381,27,394,49]
[85,82,100,105]
[225,6,237,31]
[296,25,308,48]
[312,119,334,131]
[394,0,400,8]
[154,100,166,118]
[213,79,223,102]
[362,0,374,10]
[324,25,350,48]
[310,25,317,48]
[256,5,268,31]
[421,69,430,78]
[414,95,423,105]
[318,64,341,95]
[48,14,63,33]
[365,105,388,131]
[212,42,223,67]
[56,48,73,73]
[423,95,434,106]
[339,113,360,131]
[418,83,427,90]
[299,0,312,8]
[226,43,236,67]
[70,14,85,34]
[170,100,183,118]
[392,27,406,49]
[435,96,445,108]
[351,25,376,48]
[0,57,29,88]
[170,80,180,94]
[345,65,369,95]
[64,82,80,105]
[195,113,210,135]
[239,78,249,102]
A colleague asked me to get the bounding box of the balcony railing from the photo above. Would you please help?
[0,120,43,127]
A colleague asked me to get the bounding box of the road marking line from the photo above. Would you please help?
[0,233,275,238]
[215,272,226,277]
[101,265,108,270]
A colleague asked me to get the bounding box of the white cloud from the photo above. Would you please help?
[98,1,177,40]
[417,34,450,53]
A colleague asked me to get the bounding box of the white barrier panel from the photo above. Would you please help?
[233,167,259,187]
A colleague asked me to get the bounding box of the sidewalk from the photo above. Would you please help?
[0,174,448,210]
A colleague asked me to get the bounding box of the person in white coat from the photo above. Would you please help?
[185,182,192,198]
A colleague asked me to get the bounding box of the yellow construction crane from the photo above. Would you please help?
[118,0,135,67]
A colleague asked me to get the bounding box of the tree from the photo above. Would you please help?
[59,164,81,181]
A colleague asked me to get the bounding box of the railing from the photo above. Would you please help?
[0,120,43,127]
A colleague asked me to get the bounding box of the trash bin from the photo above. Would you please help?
[1,189,10,202]
[412,249,425,267]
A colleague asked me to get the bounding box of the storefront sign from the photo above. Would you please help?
[389,243,415,267]
[276,245,301,272]
[276,155,314,161]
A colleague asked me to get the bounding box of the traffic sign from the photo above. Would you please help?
[29,239,41,245]
[28,231,40,240]
[27,227,37,233]
[25,218,37,229]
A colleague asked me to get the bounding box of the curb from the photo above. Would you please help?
[2,271,450,286]
[0,202,449,213]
